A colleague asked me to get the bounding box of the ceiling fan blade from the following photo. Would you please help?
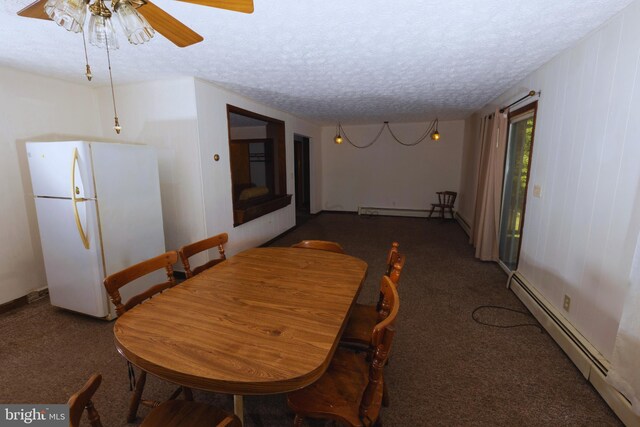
[17,0,51,20]
[175,0,254,13]
[137,1,204,48]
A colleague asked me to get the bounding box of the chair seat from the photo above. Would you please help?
[141,400,241,427]
[287,348,383,426]
[341,303,378,346]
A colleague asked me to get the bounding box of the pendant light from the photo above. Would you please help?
[113,0,155,45]
[44,0,87,33]
[88,0,119,49]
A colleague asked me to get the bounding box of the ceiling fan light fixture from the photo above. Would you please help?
[113,0,155,45]
[45,0,87,33]
[88,0,119,49]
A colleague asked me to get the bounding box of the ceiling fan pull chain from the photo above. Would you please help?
[105,38,121,134]
[81,29,92,81]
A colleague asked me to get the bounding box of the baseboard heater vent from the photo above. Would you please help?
[357,206,429,218]
[511,274,607,375]
[508,273,638,426]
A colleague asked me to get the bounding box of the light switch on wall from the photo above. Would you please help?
[533,184,542,198]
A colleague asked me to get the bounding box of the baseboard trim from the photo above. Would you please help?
[508,273,638,426]
[319,210,357,215]
[358,206,430,218]
[0,295,29,315]
[455,212,471,236]
[0,288,49,315]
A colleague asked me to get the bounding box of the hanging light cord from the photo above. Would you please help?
[386,119,437,147]
[339,122,386,149]
[105,38,121,134]
[339,119,438,148]
[81,29,92,81]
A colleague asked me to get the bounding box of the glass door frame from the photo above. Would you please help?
[498,101,538,272]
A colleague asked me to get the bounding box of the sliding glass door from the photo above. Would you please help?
[498,103,537,271]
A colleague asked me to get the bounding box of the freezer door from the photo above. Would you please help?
[27,141,95,199]
[34,197,107,317]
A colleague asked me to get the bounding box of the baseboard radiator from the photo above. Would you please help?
[455,212,471,236]
[357,206,430,218]
[508,273,639,426]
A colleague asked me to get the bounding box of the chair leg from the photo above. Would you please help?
[293,414,304,426]
[382,380,390,407]
[182,387,193,401]
[127,370,147,423]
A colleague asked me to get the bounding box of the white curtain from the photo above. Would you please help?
[607,231,640,415]
[471,109,508,261]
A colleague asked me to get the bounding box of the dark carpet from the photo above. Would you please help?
[0,213,622,426]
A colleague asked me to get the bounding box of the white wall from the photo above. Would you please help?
[193,79,322,256]
[460,0,640,360]
[320,120,465,212]
[97,77,322,261]
[95,77,205,256]
[0,66,102,305]
[1,71,321,304]
[457,113,481,227]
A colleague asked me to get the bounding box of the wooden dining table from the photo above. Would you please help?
[113,246,368,424]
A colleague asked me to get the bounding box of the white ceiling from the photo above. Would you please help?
[0,0,634,124]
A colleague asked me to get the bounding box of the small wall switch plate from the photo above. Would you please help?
[563,295,571,312]
[533,185,542,198]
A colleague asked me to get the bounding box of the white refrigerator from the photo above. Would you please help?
[27,141,166,319]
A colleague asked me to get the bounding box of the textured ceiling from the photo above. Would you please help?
[0,0,634,124]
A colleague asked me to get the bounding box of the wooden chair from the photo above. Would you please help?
[68,373,241,427]
[103,251,191,423]
[68,373,103,427]
[287,275,400,427]
[428,191,457,220]
[291,240,345,254]
[141,401,242,427]
[178,232,228,278]
[341,243,405,349]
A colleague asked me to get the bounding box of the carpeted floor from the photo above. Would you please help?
[0,213,623,426]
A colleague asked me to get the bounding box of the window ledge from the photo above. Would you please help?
[233,194,292,226]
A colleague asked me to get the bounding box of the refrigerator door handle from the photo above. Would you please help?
[72,148,90,250]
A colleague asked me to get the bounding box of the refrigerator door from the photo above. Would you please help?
[91,143,166,317]
[27,141,95,199]
[34,197,107,317]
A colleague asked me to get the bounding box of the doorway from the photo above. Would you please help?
[294,134,311,225]
[498,102,537,271]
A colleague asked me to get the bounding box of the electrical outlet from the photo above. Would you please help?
[533,184,542,198]
[563,295,571,312]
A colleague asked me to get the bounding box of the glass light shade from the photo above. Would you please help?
[88,14,119,49]
[430,130,440,141]
[114,0,155,45]
[334,135,343,144]
[45,0,87,33]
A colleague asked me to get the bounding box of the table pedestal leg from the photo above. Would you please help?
[234,394,244,425]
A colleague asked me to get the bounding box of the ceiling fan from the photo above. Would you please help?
[17,0,254,48]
